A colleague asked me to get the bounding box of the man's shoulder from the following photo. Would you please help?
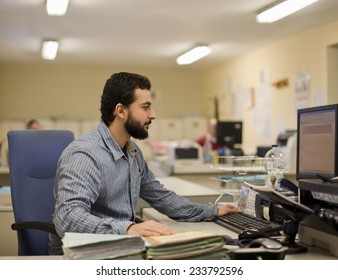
[64,129,102,154]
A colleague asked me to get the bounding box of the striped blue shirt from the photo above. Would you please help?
[49,121,217,254]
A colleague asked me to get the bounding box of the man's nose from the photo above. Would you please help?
[149,108,156,119]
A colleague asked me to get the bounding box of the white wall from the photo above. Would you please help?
[0,65,206,121]
[202,19,338,155]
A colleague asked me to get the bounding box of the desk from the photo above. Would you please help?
[0,166,9,173]
[0,166,10,186]
[171,161,220,174]
[0,191,17,256]
[1,207,335,260]
[0,204,17,256]
[141,207,338,260]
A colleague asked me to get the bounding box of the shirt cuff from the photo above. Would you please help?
[113,221,135,234]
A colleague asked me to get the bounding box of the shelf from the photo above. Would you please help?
[209,156,267,175]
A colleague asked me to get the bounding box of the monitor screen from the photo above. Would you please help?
[216,121,242,148]
[296,104,338,180]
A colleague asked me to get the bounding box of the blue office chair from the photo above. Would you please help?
[7,130,74,256]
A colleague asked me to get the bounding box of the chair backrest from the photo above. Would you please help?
[7,130,74,255]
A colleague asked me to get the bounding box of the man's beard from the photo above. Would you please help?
[125,113,150,140]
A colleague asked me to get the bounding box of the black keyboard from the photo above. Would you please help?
[213,212,283,235]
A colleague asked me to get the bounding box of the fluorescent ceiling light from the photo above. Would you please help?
[176,45,211,65]
[42,40,59,60]
[256,0,319,23]
[46,0,69,16]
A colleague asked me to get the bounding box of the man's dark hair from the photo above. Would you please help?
[100,72,151,126]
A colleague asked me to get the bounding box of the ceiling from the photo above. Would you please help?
[1,0,338,69]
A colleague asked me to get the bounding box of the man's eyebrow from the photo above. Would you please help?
[141,101,152,106]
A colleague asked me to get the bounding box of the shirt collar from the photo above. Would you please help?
[98,121,137,158]
[125,140,137,157]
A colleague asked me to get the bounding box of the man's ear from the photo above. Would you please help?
[114,103,127,119]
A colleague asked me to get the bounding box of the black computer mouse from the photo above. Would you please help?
[238,228,267,240]
[244,238,282,249]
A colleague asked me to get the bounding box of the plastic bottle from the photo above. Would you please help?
[264,144,286,191]
[203,137,212,163]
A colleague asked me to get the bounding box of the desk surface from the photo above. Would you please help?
[156,176,220,196]
[141,207,338,260]
[0,167,9,174]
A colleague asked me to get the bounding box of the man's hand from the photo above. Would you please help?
[217,204,240,216]
[127,220,175,236]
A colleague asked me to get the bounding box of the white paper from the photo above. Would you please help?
[62,232,138,248]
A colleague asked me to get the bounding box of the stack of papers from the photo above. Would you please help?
[145,231,230,260]
[62,232,146,260]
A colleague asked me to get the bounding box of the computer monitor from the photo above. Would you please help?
[296,104,338,180]
[216,121,242,149]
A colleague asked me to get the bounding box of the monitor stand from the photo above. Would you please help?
[281,219,307,254]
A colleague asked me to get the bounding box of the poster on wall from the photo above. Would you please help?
[313,90,327,106]
[253,83,271,144]
[245,88,255,110]
[294,71,310,110]
[232,84,244,120]
[251,69,272,144]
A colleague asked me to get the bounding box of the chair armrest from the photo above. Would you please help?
[11,221,57,235]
